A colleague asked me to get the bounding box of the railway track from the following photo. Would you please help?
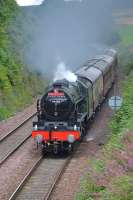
[9,155,71,200]
[0,113,36,165]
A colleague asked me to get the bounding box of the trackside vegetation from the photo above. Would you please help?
[75,67,133,200]
[0,1,46,120]
[75,24,133,200]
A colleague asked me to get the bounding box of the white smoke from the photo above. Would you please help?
[15,0,45,6]
[15,0,82,6]
[54,62,77,82]
[64,0,82,2]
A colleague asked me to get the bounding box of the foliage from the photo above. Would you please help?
[91,159,105,173]
[76,131,133,200]
[75,44,133,200]
[105,30,122,45]
[111,70,133,135]
[117,25,133,46]
[76,70,133,199]
[0,1,46,120]
[118,45,133,75]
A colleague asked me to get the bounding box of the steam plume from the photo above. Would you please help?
[54,62,77,82]
[15,0,45,6]
[24,0,114,77]
[17,0,133,78]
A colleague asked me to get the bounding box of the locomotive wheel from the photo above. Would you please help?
[97,104,101,111]
[63,144,74,155]
[91,113,95,121]
[41,147,49,156]
[53,145,59,155]
[79,125,86,142]
[83,116,89,128]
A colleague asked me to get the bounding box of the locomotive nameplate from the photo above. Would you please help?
[48,89,65,97]
[47,95,67,104]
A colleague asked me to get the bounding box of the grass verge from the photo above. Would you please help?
[75,21,133,199]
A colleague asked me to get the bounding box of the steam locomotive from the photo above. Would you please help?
[32,49,117,154]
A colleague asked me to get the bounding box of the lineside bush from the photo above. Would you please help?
[0,1,46,120]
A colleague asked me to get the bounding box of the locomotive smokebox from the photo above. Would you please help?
[40,79,76,121]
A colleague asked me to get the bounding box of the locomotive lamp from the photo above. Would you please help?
[74,125,77,131]
[35,134,43,144]
[68,134,75,143]
[34,124,38,131]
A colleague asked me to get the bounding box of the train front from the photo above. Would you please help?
[32,79,81,153]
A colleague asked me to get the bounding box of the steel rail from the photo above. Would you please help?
[44,156,72,200]
[0,113,37,165]
[9,156,43,200]
[0,112,37,143]
[8,155,71,200]
[0,134,31,165]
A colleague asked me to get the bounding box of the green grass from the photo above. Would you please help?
[75,12,133,199]
[117,25,133,46]
[75,50,133,200]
